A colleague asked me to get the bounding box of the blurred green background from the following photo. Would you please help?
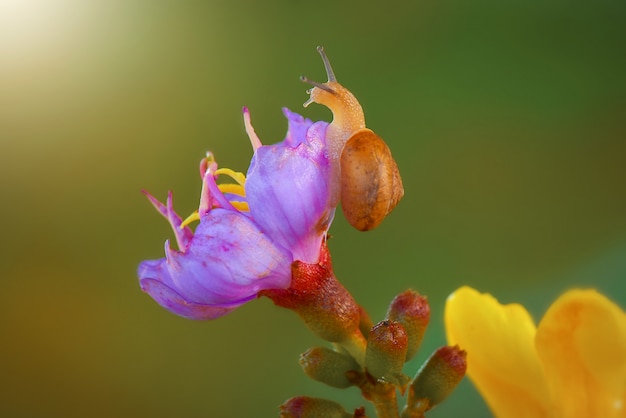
[1,0,625,417]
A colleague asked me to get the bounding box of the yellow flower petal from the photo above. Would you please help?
[535,289,626,418]
[445,286,551,417]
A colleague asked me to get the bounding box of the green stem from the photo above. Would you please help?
[399,398,428,418]
[359,377,400,418]
[371,388,399,418]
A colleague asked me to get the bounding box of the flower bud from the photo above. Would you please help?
[299,347,360,388]
[405,345,467,414]
[387,289,430,362]
[365,320,409,386]
[279,396,352,418]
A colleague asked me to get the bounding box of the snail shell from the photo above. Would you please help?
[302,46,403,231]
[340,129,404,231]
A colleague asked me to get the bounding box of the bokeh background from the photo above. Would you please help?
[1,0,625,417]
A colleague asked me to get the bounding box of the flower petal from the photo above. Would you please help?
[138,209,293,318]
[246,111,333,263]
[142,190,193,251]
[171,209,293,302]
[535,289,626,418]
[281,108,314,147]
[445,286,551,418]
[140,276,245,320]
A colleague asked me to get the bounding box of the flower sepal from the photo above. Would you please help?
[260,242,367,366]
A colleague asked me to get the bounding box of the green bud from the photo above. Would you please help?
[387,289,430,362]
[405,345,467,414]
[279,396,352,418]
[299,347,360,388]
[365,320,409,386]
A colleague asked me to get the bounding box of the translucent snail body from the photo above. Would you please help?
[302,46,404,231]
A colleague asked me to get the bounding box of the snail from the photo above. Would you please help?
[301,46,403,231]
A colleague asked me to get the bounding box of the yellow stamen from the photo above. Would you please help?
[231,201,249,211]
[180,167,249,230]
[218,183,246,196]
[215,168,246,186]
[180,211,200,229]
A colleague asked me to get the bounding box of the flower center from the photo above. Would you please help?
[180,167,249,229]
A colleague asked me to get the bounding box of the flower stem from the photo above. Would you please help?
[357,375,400,418]
[400,400,427,418]
[371,389,399,418]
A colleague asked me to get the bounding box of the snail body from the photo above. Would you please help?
[302,47,403,231]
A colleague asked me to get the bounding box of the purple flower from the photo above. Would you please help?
[138,108,333,320]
